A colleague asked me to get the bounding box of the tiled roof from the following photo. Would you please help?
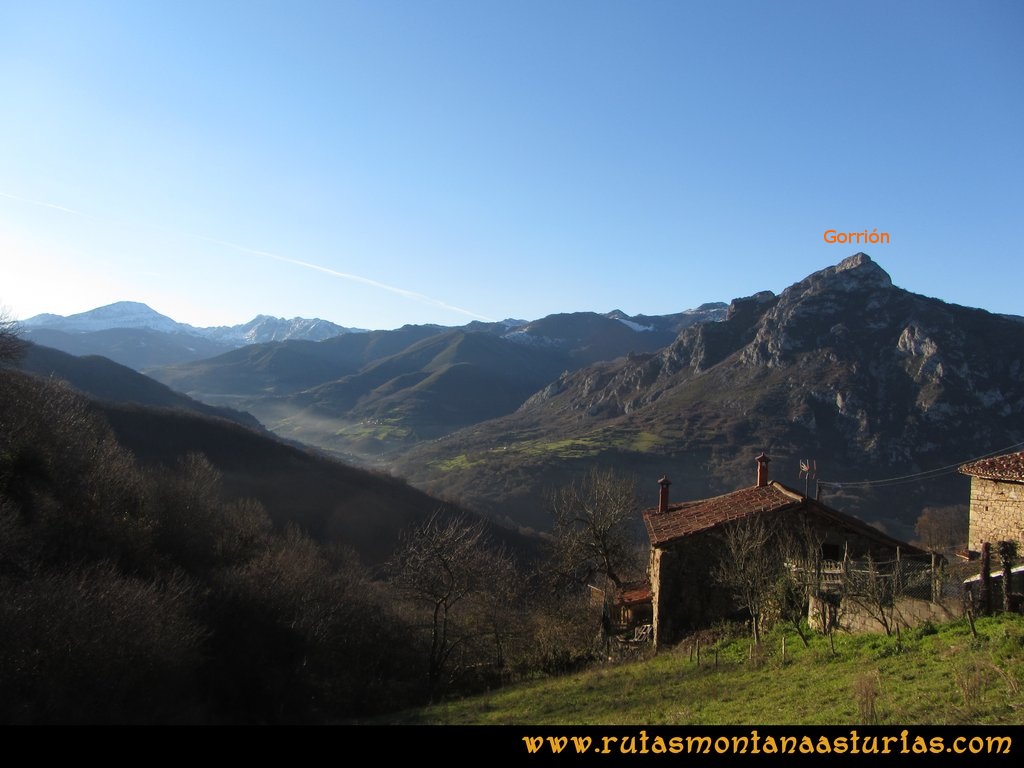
[643,480,925,554]
[960,451,1024,482]
[644,482,803,547]
[620,584,652,605]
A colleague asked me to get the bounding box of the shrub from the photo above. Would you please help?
[0,564,205,723]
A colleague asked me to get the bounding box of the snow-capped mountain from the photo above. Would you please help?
[24,302,191,335]
[20,302,360,370]
[23,302,357,342]
[202,315,358,344]
[19,300,726,374]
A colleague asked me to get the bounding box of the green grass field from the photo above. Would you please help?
[395,615,1024,725]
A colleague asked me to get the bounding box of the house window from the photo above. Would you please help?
[821,543,841,561]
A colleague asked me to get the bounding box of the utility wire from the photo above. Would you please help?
[817,439,1024,490]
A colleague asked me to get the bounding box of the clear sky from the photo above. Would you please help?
[1,1,1021,330]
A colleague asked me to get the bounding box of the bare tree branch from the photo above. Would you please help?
[388,509,518,701]
[0,310,26,365]
[548,468,643,591]
[712,514,782,644]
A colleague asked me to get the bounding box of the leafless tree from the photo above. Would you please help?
[0,310,26,365]
[548,468,645,649]
[388,510,515,700]
[548,467,644,591]
[712,514,782,644]
[840,553,902,636]
[776,519,827,647]
[914,505,968,554]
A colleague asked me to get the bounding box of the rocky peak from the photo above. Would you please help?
[837,251,874,271]
[726,291,777,324]
[732,255,899,368]
[837,252,893,283]
[787,253,893,299]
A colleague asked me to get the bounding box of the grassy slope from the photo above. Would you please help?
[396,616,1024,725]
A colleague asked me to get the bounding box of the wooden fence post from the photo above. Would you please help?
[998,540,1016,613]
[980,542,992,616]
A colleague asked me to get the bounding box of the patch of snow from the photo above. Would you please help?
[25,301,357,345]
[615,318,653,332]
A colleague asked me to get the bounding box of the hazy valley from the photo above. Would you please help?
[8,252,1024,723]
[27,253,1023,543]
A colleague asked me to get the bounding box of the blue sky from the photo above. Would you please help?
[1,1,1021,329]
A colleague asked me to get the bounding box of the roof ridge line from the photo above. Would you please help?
[770,480,805,501]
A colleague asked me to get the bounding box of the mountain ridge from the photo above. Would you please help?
[150,307,727,462]
[20,301,363,368]
[18,253,1022,543]
[21,301,726,371]
[23,300,363,342]
[393,253,1024,537]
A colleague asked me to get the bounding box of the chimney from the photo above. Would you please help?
[657,475,672,513]
[756,453,771,487]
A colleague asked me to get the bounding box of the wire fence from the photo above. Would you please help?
[793,553,973,605]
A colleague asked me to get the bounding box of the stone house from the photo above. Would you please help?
[643,454,930,647]
[614,582,654,630]
[959,450,1024,606]
[960,450,1024,554]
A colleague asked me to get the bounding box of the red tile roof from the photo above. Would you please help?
[644,480,925,554]
[644,482,803,546]
[619,584,652,605]
[960,451,1024,482]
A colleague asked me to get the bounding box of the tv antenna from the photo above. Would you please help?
[799,458,817,498]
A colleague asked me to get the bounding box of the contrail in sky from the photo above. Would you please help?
[198,236,495,322]
[0,191,94,218]
[0,190,495,322]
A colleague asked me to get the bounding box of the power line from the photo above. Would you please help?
[817,439,1024,491]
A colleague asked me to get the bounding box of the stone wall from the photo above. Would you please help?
[650,508,921,648]
[838,595,963,634]
[968,477,1024,552]
[650,537,737,647]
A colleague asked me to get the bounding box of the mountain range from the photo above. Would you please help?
[16,254,1024,543]
[391,254,1024,537]
[146,306,727,462]
[21,301,363,369]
